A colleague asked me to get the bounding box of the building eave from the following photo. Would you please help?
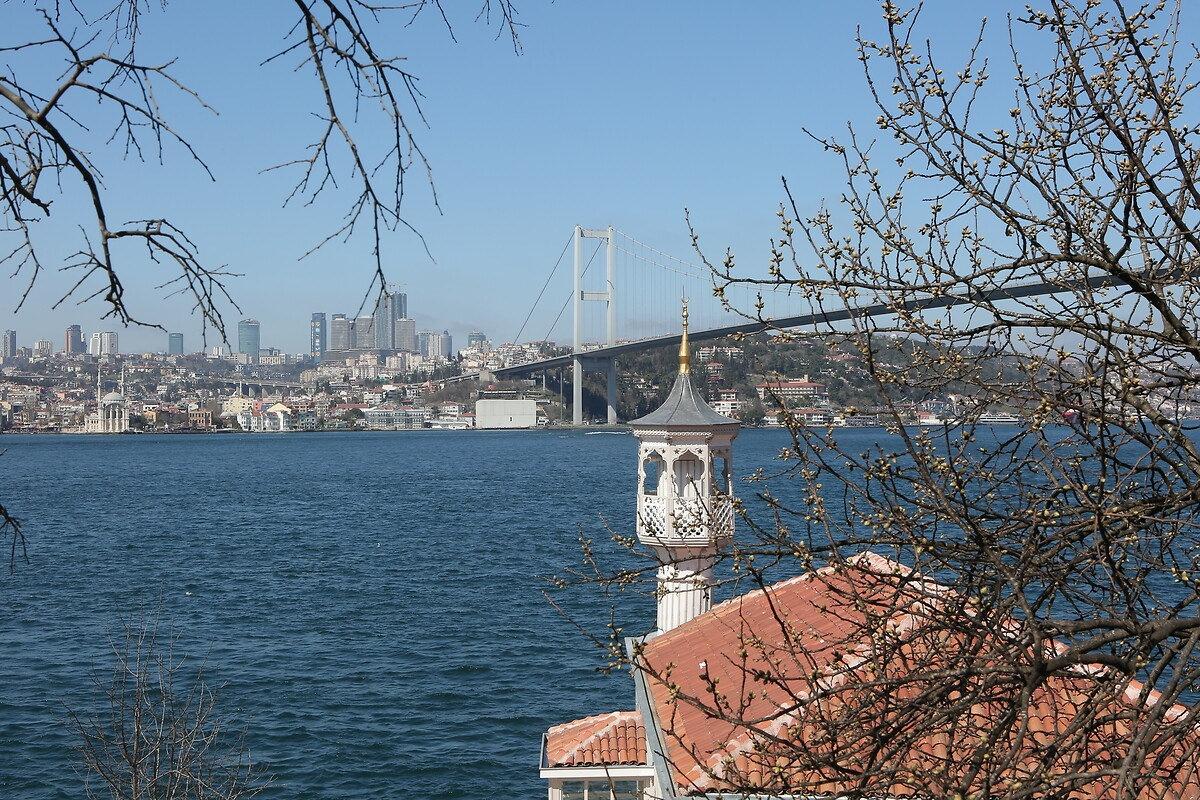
[626,634,677,800]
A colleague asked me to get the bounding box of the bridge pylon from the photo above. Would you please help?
[572,225,618,425]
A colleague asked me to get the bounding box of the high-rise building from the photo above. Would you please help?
[467,331,487,349]
[168,332,184,355]
[65,324,84,355]
[2,329,16,359]
[89,331,118,357]
[237,319,260,360]
[33,339,53,358]
[419,330,452,360]
[329,314,352,352]
[310,313,327,358]
[372,287,408,350]
[394,317,418,353]
[354,315,375,350]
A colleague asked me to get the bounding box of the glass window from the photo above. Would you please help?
[610,780,643,800]
[560,781,586,800]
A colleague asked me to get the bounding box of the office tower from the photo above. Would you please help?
[441,330,453,359]
[372,287,407,350]
[33,339,53,358]
[168,333,184,355]
[394,318,417,353]
[237,319,260,360]
[310,313,327,358]
[89,331,118,357]
[418,330,432,358]
[354,315,374,350]
[329,314,352,352]
[467,331,487,349]
[2,329,16,359]
[65,324,84,355]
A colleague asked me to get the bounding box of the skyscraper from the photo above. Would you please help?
[441,329,453,359]
[237,319,260,360]
[310,313,327,358]
[168,333,184,355]
[467,331,487,349]
[88,331,117,357]
[33,339,53,358]
[1,330,15,359]
[394,317,417,353]
[329,314,352,352]
[354,315,374,350]
[65,324,84,355]
[372,287,408,350]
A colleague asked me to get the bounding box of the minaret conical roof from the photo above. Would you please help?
[629,299,738,429]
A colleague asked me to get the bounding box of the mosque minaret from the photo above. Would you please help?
[628,300,740,633]
[84,362,129,434]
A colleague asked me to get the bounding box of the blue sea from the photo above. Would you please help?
[0,428,826,799]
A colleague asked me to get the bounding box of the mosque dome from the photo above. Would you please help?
[101,391,125,404]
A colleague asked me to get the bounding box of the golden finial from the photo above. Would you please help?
[679,298,690,374]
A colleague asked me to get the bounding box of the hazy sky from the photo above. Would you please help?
[3,1,1007,353]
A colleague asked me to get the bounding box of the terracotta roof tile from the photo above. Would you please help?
[546,711,647,767]
[637,552,1200,798]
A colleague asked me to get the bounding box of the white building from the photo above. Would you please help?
[88,331,118,357]
[476,398,537,429]
[83,363,129,433]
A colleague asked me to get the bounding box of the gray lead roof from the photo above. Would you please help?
[629,372,740,428]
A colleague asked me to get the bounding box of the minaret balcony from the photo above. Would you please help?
[636,494,734,548]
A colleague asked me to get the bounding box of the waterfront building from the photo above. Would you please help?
[65,325,84,355]
[394,318,418,353]
[2,329,15,360]
[83,363,129,433]
[168,332,184,355]
[476,398,538,429]
[88,331,118,357]
[540,306,1187,800]
[754,375,829,405]
[237,319,260,361]
[310,313,327,358]
[353,315,375,350]
[329,314,352,352]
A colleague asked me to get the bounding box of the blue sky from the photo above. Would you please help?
[3,1,1005,353]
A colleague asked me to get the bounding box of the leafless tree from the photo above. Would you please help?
[1,0,521,340]
[70,621,265,800]
[570,1,1200,798]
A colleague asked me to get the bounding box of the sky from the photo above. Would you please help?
[2,1,1017,354]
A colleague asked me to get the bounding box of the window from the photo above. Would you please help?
[554,779,645,800]
[642,455,663,495]
[560,781,586,800]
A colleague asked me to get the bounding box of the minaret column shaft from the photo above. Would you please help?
[654,549,716,633]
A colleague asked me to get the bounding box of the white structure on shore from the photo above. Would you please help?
[629,300,739,633]
[83,363,129,434]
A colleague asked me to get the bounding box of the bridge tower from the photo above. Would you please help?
[572,225,617,425]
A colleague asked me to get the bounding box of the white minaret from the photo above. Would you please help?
[629,301,740,633]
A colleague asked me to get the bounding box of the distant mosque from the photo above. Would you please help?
[83,362,129,434]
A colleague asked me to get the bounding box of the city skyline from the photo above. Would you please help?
[0,2,992,354]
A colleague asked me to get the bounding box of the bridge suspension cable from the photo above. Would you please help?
[512,234,573,344]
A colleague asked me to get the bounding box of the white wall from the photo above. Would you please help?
[476,399,537,429]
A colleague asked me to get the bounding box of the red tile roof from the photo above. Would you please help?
[637,552,1200,798]
[545,711,646,768]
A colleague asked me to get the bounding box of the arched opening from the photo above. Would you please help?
[673,452,703,498]
[713,453,732,495]
[642,454,664,495]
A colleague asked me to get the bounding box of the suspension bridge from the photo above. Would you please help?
[471,224,1121,426]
